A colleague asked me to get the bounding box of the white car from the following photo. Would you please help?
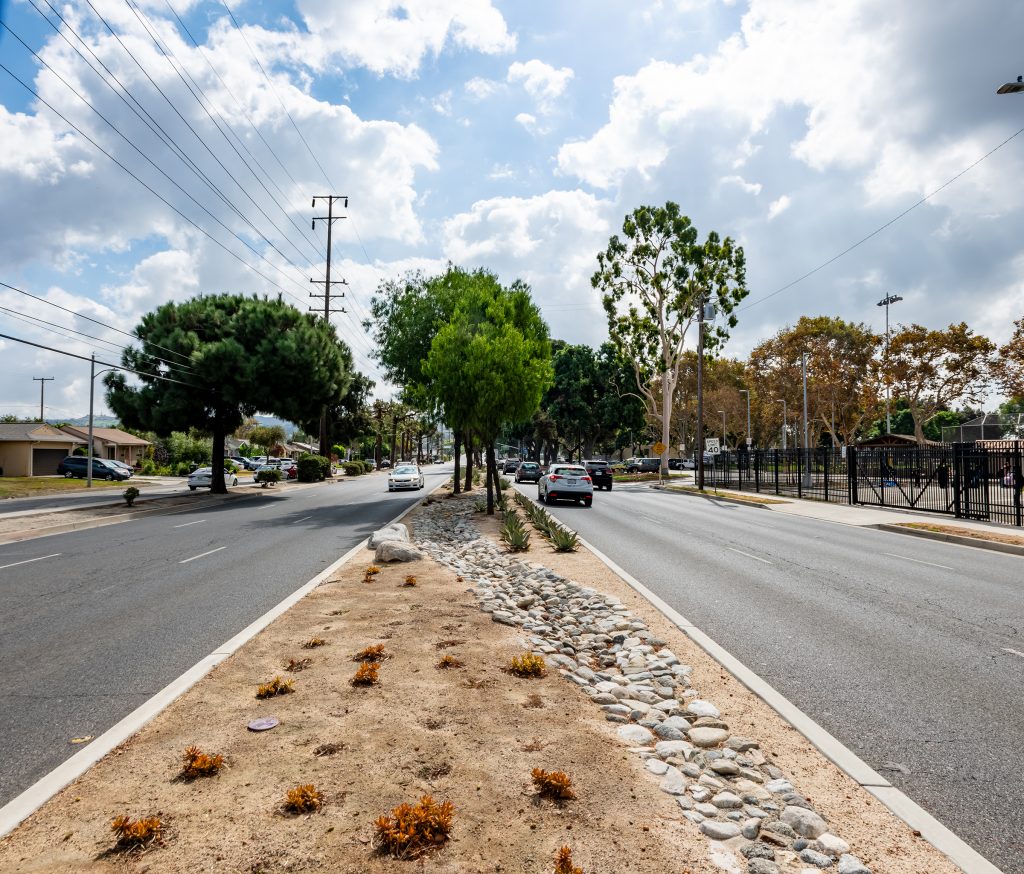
[388,464,424,491]
[538,464,593,507]
[188,467,239,490]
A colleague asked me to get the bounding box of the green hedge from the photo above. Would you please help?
[342,461,363,476]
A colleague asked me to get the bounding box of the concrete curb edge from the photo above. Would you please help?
[875,523,1024,557]
[0,492,423,840]
[573,532,1003,874]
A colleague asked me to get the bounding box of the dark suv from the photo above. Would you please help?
[583,459,613,491]
[501,458,520,474]
[514,461,541,483]
[56,456,131,481]
[625,457,660,473]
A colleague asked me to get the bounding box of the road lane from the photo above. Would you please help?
[516,482,1024,873]
[0,468,450,807]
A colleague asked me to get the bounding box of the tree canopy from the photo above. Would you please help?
[106,294,351,492]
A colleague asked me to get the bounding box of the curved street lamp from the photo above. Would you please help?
[997,75,1024,94]
[87,353,116,488]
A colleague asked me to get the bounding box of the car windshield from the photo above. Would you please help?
[394,466,417,475]
[553,466,586,476]
[520,463,538,469]
[586,461,609,468]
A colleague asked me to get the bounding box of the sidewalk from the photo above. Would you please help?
[655,481,1023,543]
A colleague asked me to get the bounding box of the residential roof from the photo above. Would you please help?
[59,426,151,446]
[855,433,940,447]
[0,423,84,443]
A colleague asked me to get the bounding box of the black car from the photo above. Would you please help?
[514,461,542,483]
[625,457,660,473]
[501,458,520,474]
[56,455,131,481]
[583,459,613,491]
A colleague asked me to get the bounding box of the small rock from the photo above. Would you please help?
[837,855,872,874]
[369,523,409,547]
[653,723,685,740]
[781,805,828,839]
[741,817,762,839]
[800,847,835,868]
[711,791,744,809]
[695,802,719,816]
[726,736,760,751]
[747,860,779,874]
[688,726,729,747]
[659,766,688,795]
[765,778,794,794]
[617,724,655,745]
[814,833,850,857]
[654,740,692,758]
[685,699,721,719]
[709,758,740,776]
[699,820,741,840]
[740,842,775,860]
[645,758,669,775]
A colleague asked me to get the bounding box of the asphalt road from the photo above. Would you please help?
[515,481,1024,874]
[0,467,450,807]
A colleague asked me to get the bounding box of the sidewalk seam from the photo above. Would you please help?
[573,532,1003,874]
[0,492,422,840]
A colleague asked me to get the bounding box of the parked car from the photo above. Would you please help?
[501,458,520,474]
[226,455,257,471]
[388,464,424,491]
[583,459,613,491]
[379,458,392,469]
[279,459,298,479]
[538,463,593,507]
[625,457,661,473]
[106,459,135,478]
[679,458,696,470]
[56,456,131,481]
[514,461,541,483]
[188,466,239,490]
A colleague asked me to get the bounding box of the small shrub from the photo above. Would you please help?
[352,644,388,662]
[436,655,464,669]
[297,455,322,482]
[255,468,282,487]
[284,657,312,672]
[123,486,140,507]
[532,768,575,800]
[500,518,531,552]
[499,476,511,490]
[180,745,224,779]
[550,526,579,552]
[342,461,363,476]
[175,461,191,477]
[373,795,455,859]
[110,815,163,850]
[140,459,157,475]
[472,499,486,513]
[402,575,417,587]
[554,846,585,874]
[255,676,294,699]
[508,652,547,678]
[282,783,323,814]
[302,636,327,648]
[351,661,379,685]
[363,565,381,583]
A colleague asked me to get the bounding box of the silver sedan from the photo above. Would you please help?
[388,464,424,491]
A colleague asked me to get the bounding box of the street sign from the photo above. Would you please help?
[653,441,667,455]
[678,444,685,451]
[746,437,753,447]
[704,438,721,455]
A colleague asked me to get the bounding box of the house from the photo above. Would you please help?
[58,426,151,466]
[284,441,315,458]
[0,423,84,476]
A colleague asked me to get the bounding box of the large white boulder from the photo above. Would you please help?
[369,523,410,548]
[375,540,422,563]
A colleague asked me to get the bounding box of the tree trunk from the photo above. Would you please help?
[389,421,398,464]
[453,431,462,494]
[485,444,495,515]
[913,414,927,447]
[660,371,671,475]
[464,433,474,491]
[492,448,503,503]
[211,415,227,494]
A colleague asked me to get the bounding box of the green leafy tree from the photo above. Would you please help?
[593,202,747,474]
[106,295,349,493]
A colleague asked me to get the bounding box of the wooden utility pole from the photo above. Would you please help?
[33,376,54,422]
[310,196,348,458]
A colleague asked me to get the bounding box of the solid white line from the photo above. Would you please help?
[291,516,312,524]
[574,533,1005,874]
[0,553,61,571]
[726,546,772,564]
[172,520,204,529]
[178,546,226,564]
[1003,647,1024,659]
[882,552,954,571]
[0,491,427,840]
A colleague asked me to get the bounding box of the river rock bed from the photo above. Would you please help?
[409,493,874,874]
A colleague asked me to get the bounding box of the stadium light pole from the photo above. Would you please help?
[876,293,903,433]
[739,389,751,447]
[775,398,787,450]
[997,75,1024,94]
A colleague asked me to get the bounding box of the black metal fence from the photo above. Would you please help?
[701,443,1023,527]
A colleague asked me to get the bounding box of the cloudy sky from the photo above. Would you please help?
[1,0,1021,419]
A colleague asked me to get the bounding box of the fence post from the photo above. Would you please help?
[824,448,829,502]
[1014,445,1023,528]
[952,444,963,519]
[848,446,857,505]
[774,451,780,495]
[754,450,761,493]
[797,445,803,499]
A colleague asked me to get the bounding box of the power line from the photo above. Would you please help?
[0,306,130,355]
[740,123,1024,312]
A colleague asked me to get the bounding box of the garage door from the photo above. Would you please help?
[33,448,67,476]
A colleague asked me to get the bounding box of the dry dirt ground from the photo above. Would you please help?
[897,521,1024,547]
[0,493,962,874]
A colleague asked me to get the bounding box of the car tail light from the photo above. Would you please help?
[582,476,591,483]
[548,474,561,481]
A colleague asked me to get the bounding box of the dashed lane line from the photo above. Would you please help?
[726,546,772,564]
[882,552,954,571]
[0,553,61,571]
[172,520,204,529]
[178,546,226,565]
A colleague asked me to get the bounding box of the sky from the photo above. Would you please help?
[0,0,1022,420]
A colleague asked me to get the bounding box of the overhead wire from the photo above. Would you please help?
[0,305,135,356]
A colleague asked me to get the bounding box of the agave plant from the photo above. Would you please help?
[549,526,579,552]
[501,519,531,552]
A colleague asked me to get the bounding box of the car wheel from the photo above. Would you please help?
[584,498,593,507]
[105,473,114,481]
[189,486,196,491]
[64,470,74,478]
[231,477,238,486]
[607,482,613,491]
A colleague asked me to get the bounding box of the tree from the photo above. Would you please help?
[248,425,287,456]
[996,317,1024,400]
[300,369,375,454]
[106,295,350,493]
[882,322,995,446]
[425,272,552,513]
[593,202,747,474]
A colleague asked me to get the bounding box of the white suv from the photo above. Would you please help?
[538,464,593,507]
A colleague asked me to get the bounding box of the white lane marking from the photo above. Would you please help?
[0,553,61,571]
[726,546,772,564]
[882,552,954,571]
[1003,648,1024,659]
[179,546,226,564]
[252,502,277,509]
[172,520,204,529]
[292,516,312,524]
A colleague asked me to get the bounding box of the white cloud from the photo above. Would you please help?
[465,77,501,100]
[290,0,516,77]
[507,59,574,114]
[720,175,762,196]
[766,194,791,219]
[514,112,538,133]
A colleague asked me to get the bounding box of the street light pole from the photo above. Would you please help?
[87,354,115,488]
[696,298,706,490]
[775,398,787,450]
[802,352,811,488]
[718,410,726,448]
[739,389,751,447]
[876,293,902,433]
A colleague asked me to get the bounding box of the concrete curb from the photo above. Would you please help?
[875,523,1024,557]
[0,492,421,840]
[573,532,1003,874]
[653,484,784,510]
